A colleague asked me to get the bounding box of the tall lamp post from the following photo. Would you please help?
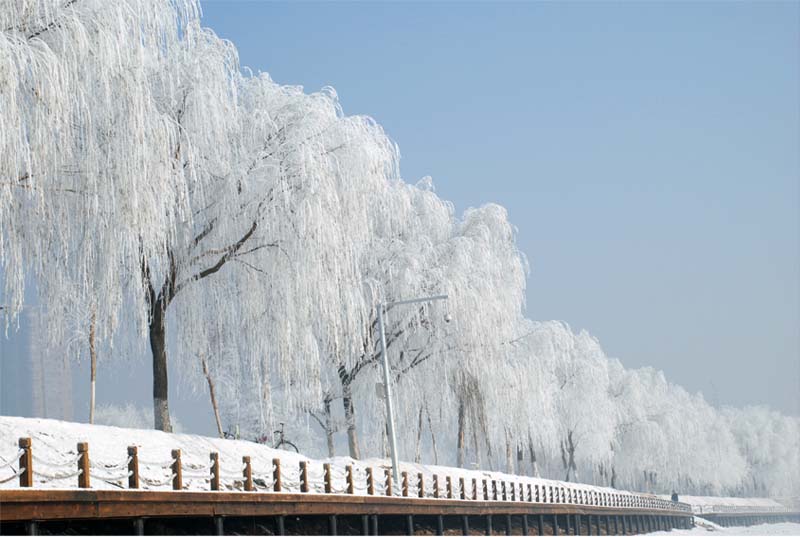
[377,294,448,485]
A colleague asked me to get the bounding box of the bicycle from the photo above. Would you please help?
[271,422,299,453]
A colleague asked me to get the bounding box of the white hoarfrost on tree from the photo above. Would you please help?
[2,0,398,433]
[2,0,798,501]
[281,186,529,461]
[519,322,615,482]
[722,406,800,498]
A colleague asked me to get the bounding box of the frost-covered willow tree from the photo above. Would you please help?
[300,185,528,460]
[540,322,614,481]
[1,0,205,430]
[138,39,398,432]
[217,182,528,462]
[607,364,682,490]
[606,363,751,494]
[722,406,800,498]
[2,0,398,432]
[318,178,455,459]
[492,318,560,475]
[1,0,197,333]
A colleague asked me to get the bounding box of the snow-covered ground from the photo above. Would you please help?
[4,415,648,502]
[659,495,789,515]
[0,414,788,528]
[0,416,673,510]
[650,518,800,535]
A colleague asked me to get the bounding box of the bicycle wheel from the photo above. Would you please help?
[277,440,299,453]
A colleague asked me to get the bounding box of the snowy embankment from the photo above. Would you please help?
[0,416,656,505]
[1,417,627,500]
[658,494,790,515]
[0,415,773,522]
[651,520,800,536]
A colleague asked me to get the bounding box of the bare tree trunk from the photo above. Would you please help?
[505,437,514,474]
[567,431,578,482]
[415,407,424,463]
[456,398,466,467]
[149,303,173,432]
[472,423,482,469]
[528,434,540,477]
[324,398,335,458]
[340,380,360,459]
[611,465,617,489]
[201,354,223,438]
[482,414,495,471]
[561,439,571,481]
[88,310,97,424]
[425,405,438,465]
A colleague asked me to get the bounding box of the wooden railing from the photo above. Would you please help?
[1,437,692,514]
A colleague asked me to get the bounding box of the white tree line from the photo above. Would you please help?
[1,0,797,500]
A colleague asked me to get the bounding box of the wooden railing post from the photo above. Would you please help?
[433,475,440,498]
[492,480,498,501]
[459,477,466,500]
[483,479,489,500]
[300,461,309,493]
[367,467,375,495]
[509,481,515,501]
[384,468,392,496]
[473,478,478,500]
[501,481,507,501]
[324,463,332,493]
[273,458,282,492]
[401,471,409,497]
[127,446,139,489]
[18,438,32,488]
[417,473,424,498]
[243,456,252,491]
[210,452,220,491]
[171,449,182,490]
[527,483,532,502]
[77,442,90,489]
[446,476,453,499]
[346,465,355,494]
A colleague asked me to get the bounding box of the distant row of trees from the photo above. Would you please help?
[1,0,797,499]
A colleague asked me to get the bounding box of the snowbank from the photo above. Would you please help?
[651,520,800,536]
[660,494,790,515]
[0,415,764,519]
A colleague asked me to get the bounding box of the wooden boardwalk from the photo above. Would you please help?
[0,488,694,535]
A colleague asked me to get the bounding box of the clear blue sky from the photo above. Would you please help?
[200,1,799,415]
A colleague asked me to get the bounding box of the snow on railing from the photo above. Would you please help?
[2,436,694,514]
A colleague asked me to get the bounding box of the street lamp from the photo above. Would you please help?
[377,294,448,485]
